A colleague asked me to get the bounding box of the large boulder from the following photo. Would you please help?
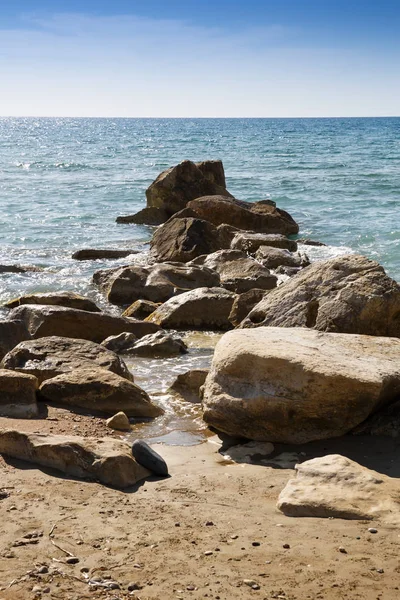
[146,287,236,330]
[277,455,400,524]
[4,291,100,312]
[187,196,299,235]
[0,319,31,361]
[242,255,400,337]
[190,250,277,293]
[146,160,232,216]
[94,262,220,306]
[0,430,150,489]
[231,232,298,253]
[255,246,309,269]
[0,370,38,418]
[1,336,132,384]
[150,217,222,263]
[202,327,400,443]
[7,305,159,343]
[39,367,163,417]
[125,331,188,357]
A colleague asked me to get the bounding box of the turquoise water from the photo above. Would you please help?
[1,117,399,306]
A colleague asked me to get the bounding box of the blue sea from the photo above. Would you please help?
[1,117,399,307]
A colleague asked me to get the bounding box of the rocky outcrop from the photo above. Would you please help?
[255,246,309,269]
[146,160,232,216]
[228,289,267,327]
[72,249,137,261]
[122,300,161,320]
[169,369,208,403]
[277,455,400,524]
[94,262,220,306]
[1,336,131,384]
[4,291,100,312]
[0,430,150,489]
[8,305,159,343]
[116,207,169,225]
[150,217,222,263]
[146,287,236,330]
[202,327,400,443]
[39,367,163,417]
[231,232,298,253]
[0,370,38,418]
[0,319,31,361]
[126,331,188,357]
[242,255,400,337]
[101,332,138,353]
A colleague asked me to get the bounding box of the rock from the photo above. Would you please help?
[1,336,131,384]
[95,262,220,306]
[8,305,159,343]
[351,398,400,438]
[39,367,162,417]
[0,319,31,361]
[275,266,303,277]
[297,238,327,247]
[231,232,298,253]
[187,196,299,235]
[101,332,138,353]
[116,207,169,225]
[0,430,151,489]
[190,249,277,293]
[0,264,42,274]
[242,255,400,337]
[146,288,236,330]
[146,160,232,216]
[202,327,400,443]
[72,249,137,261]
[122,300,161,320]
[131,440,169,477]
[4,291,100,312]
[277,454,400,524]
[150,217,222,263]
[196,159,226,187]
[169,369,209,403]
[216,224,242,248]
[125,331,188,357]
[255,246,309,269]
[0,370,38,418]
[106,411,131,430]
[228,289,267,327]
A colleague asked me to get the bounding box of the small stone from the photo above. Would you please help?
[204,551,213,556]
[80,567,90,573]
[368,528,378,534]
[42,587,51,594]
[187,584,196,590]
[377,568,384,574]
[282,543,290,549]
[252,542,261,547]
[32,586,42,593]
[128,583,142,591]
[339,547,347,554]
[37,566,49,574]
[106,411,130,431]
[205,521,214,526]
[243,579,258,587]
[107,582,120,589]
[265,560,272,564]
[66,556,80,564]
[175,522,181,527]
[252,584,261,590]
[230,534,238,539]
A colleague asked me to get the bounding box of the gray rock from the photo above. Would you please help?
[131,440,168,477]
[255,246,309,269]
[101,332,138,353]
[125,331,188,357]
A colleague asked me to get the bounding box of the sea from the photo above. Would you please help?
[1,117,399,443]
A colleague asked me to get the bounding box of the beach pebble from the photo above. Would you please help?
[187,584,196,590]
[66,556,80,564]
[282,543,290,549]
[339,547,347,554]
[368,527,378,533]
[377,568,384,573]
[37,566,48,574]
[252,541,260,547]
[204,551,213,556]
[128,583,142,591]
[243,579,258,587]
[230,534,238,539]
[205,520,214,526]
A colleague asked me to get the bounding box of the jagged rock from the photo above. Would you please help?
[196,160,226,187]
[190,249,277,293]
[4,291,100,312]
[1,336,132,384]
[255,246,309,269]
[122,300,161,320]
[94,262,219,306]
[116,207,169,225]
[146,287,236,330]
[217,224,242,248]
[277,455,400,524]
[0,430,150,489]
[0,319,31,361]
[231,232,298,253]
[150,217,222,263]
[146,160,232,216]
[39,368,162,417]
[106,411,131,431]
[8,305,159,343]
[202,327,400,443]
[72,249,137,261]
[131,440,169,477]
[228,289,267,327]
[242,255,400,337]
[169,369,208,403]
[101,332,138,353]
[126,331,188,357]
[0,370,38,418]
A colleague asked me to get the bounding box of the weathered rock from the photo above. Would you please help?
[39,367,162,417]
[1,336,131,384]
[0,370,38,418]
[0,319,31,361]
[187,196,299,235]
[352,399,400,438]
[277,455,400,524]
[95,262,220,306]
[255,246,309,269]
[147,288,236,330]
[0,264,43,274]
[4,292,100,312]
[116,207,169,225]
[8,305,159,343]
[131,440,169,477]
[101,332,138,353]
[190,250,277,293]
[72,249,137,261]
[125,331,188,357]
[242,255,400,337]
[297,238,327,247]
[169,369,208,403]
[122,300,161,320]
[150,217,222,263]
[106,411,131,431]
[217,224,242,248]
[0,430,150,489]
[275,266,303,277]
[231,232,298,253]
[146,160,232,216]
[196,160,226,187]
[202,327,400,443]
[228,289,267,327]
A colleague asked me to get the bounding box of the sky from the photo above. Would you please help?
[0,0,399,117]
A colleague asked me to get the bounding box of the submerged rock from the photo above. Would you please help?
[4,291,100,312]
[72,249,138,261]
[150,217,222,263]
[0,370,39,418]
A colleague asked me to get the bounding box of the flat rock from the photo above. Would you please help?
[125,331,188,357]
[0,370,39,418]
[231,232,298,253]
[202,327,400,443]
[4,291,100,312]
[0,264,43,274]
[72,249,138,261]
[116,207,169,225]
[0,319,31,361]
[106,411,131,430]
[255,246,309,269]
[131,440,168,477]
[0,430,150,489]
[1,336,132,384]
[277,454,400,524]
[169,369,208,403]
[150,217,222,263]
[122,299,161,320]
[242,255,400,337]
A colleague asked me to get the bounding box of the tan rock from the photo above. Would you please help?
[101,332,138,353]
[0,319,31,361]
[4,291,100,312]
[122,300,161,319]
[228,289,267,327]
[126,331,188,357]
[231,232,298,253]
[0,370,38,418]
[106,411,131,430]
[169,369,209,403]
[255,246,309,269]
[150,217,222,263]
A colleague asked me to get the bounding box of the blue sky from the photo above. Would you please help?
[0,1,399,117]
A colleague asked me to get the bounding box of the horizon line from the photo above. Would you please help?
[0,115,399,120]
